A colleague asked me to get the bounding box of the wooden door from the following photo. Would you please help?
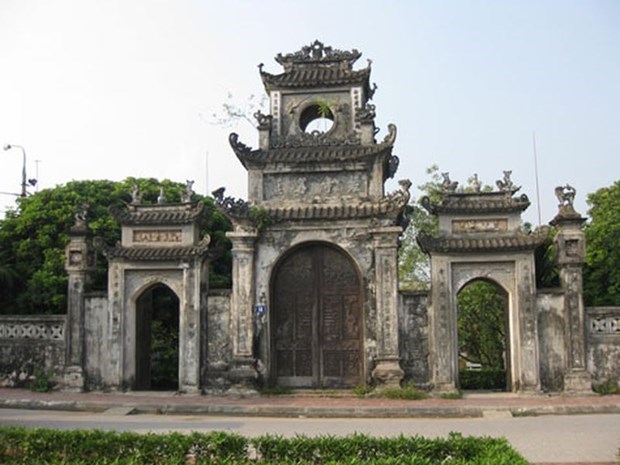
[272,244,362,388]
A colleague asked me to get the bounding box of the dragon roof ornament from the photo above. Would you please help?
[260,41,373,93]
[274,40,362,71]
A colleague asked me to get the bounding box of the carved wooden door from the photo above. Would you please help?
[272,244,362,388]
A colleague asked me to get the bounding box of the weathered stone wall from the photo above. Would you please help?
[536,289,566,392]
[398,291,430,386]
[83,292,109,390]
[587,306,620,383]
[0,315,66,386]
[204,290,233,391]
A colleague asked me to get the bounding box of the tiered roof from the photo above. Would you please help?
[104,238,210,261]
[417,230,547,254]
[229,124,396,169]
[421,191,530,215]
[212,179,411,227]
[260,40,372,94]
[105,201,209,262]
[110,202,204,225]
[418,179,548,254]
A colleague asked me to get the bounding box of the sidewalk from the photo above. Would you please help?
[1,388,619,418]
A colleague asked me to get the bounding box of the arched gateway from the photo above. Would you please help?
[214,40,410,389]
[104,197,210,393]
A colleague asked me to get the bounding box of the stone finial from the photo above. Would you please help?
[441,172,458,193]
[555,184,576,208]
[131,183,143,205]
[551,184,584,226]
[157,187,166,204]
[182,180,194,203]
[70,204,89,235]
[496,170,519,193]
[253,110,272,130]
[470,173,481,193]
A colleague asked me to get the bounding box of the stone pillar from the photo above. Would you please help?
[427,256,457,392]
[515,257,541,393]
[63,214,96,391]
[227,227,259,390]
[370,226,404,387]
[551,194,592,393]
[178,259,204,394]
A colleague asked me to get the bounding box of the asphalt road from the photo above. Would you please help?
[1,408,618,464]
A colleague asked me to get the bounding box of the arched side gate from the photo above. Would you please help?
[105,199,209,393]
[271,243,363,388]
[419,187,547,393]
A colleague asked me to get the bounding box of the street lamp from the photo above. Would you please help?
[3,144,28,197]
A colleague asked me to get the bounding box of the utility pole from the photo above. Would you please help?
[532,132,542,226]
[3,144,28,197]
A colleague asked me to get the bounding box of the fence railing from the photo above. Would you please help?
[587,307,620,336]
[0,315,66,341]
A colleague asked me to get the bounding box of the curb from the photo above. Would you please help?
[2,398,619,419]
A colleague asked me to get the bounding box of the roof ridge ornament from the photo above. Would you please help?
[495,170,520,193]
[441,172,458,193]
[275,40,362,71]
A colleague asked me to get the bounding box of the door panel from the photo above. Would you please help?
[273,244,362,388]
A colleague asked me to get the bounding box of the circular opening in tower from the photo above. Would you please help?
[300,103,334,134]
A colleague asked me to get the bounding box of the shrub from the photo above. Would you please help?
[459,369,506,390]
[0,427,530,464]
[378,382,429,400]
[29,368,54,393]
[352,384,374,397]
[593,378,620,395]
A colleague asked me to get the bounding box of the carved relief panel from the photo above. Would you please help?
[263,172,367,202]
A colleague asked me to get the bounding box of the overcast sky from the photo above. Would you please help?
[1,0,618,225]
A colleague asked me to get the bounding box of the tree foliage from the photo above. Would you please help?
[398,165,440,290]
[457,280,507,369]
[0,178,232,315]
[584,180,620,306]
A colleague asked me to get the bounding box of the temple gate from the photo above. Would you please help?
[214,41,410,388]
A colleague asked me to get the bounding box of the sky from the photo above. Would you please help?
[0,0,618,225]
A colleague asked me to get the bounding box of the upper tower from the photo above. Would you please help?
[229,40,400,206]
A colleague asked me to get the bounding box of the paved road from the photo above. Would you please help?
[1,408,618,464]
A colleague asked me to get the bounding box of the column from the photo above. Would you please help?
[552,203,592,393]
[63,216,96,391]
[226,227,259,389]
[370,226,404,387]
[178,259,203,393]
[427,256,457,392]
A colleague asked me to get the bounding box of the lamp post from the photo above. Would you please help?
[3,144,27,197]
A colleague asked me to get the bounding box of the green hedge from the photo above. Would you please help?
[0,427,529,464]
[459,369,506,390]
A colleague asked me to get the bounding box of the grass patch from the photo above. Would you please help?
[353,384,374,397]
[258,385,293,396]
[355,382,429,400]
[440,390,463,400]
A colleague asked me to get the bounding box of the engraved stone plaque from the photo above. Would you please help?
[133,229,182,244]
[452,218,508,234]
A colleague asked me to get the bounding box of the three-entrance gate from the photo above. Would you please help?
[271,244,363,388]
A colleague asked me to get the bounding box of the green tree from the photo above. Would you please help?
[457,280,507,369]
[584,180,620,306]
[0,178,232,314]
[398,165,441,290]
